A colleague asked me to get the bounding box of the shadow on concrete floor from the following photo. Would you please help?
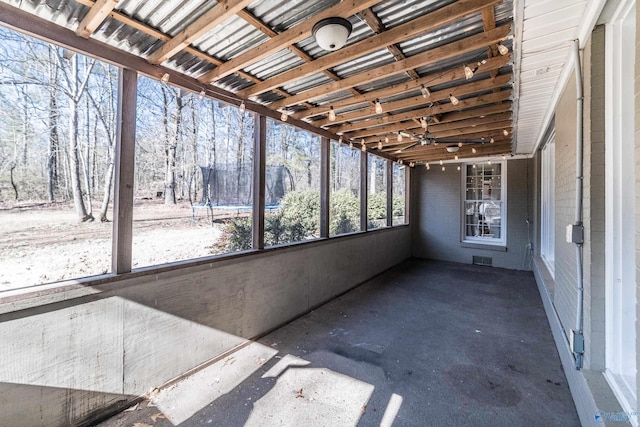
[98,258,579,427]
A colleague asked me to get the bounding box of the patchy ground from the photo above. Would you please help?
[0,199,241,291]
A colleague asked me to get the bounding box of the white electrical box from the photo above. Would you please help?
[566,224,584,244]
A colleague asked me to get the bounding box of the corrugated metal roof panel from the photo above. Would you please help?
[194,14,268,61]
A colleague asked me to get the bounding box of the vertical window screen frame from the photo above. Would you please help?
[540,131,556,276]
[462,161,507,246]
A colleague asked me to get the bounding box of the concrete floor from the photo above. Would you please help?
[98,259,579,426]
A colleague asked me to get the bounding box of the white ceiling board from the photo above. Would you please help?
[513,0,594,155]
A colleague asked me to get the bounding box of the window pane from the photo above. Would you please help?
[133,77,254,268]
[392,163,406,225]
[329,141,361,236]
[464,163,504,241]
[367,155,387,229]
[264,119,320,246]
[0,29,116,290]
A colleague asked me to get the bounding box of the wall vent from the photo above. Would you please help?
[472,256,493,266]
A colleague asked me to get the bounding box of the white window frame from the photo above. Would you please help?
[461,161,507,246]
[540,131,555,277]
[605,0,637,419]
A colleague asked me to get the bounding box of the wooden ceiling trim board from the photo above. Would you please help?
[314,74,511,127]
[75,0,119,38]
[239,0,506,98]
[291,54,510,120]
[200,0,382,82]
[332,90,512,134]
[264,24,511,109]
[147,0,254,64]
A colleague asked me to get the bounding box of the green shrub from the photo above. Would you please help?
[367,192,387,220]
[216,189,401,252]
[330,188,359,235]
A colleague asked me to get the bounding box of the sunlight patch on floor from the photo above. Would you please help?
[245,364,375,427]
[151,342,278,425]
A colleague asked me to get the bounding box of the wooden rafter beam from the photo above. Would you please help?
[236,9,363,101]
[200,0,382,83]
[147,0,254,64]
[291,54,510,120]
[240,0,505,98]
[267,24,511,111]
[315,74,511,128]
[332,91,512,134]
[358,8,420,81]
[396,140,511,157]
[362,125,512,145]
[348,111,512,140]
[70,0,308,107]
[437,103,512,123]
[399,143,512,163]
[75,0,119,38]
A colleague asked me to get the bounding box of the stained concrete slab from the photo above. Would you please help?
[98,259,579,426]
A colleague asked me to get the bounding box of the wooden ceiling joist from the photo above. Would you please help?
[291,54,510,120]
[200,0,382,83]
[147,0,254,64]
[436,103,512,123]
[75,0,119,38]
[239,0,506,99]
[236,9,364,102]
[333,90,512,134]
[315,74,511,128]
[265,24,511,112]
[348,111,512,140]
[358,8,421,81]
[396,141,511,159]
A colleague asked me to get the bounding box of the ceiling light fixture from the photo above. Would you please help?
[281,111,288,122]
[409,162,415,168]
[375,99,383,114]
[328,106,336,122]
[454,155,459,160]
[385,136,389,144]
[421,84,431,98]
[378,140,383,150]
[426,163,430,170]
[490,137,495,143]
[161,73,170,83]
[439,160,443,165]
[449,94,459,105]
[497,43,509,56]
[446,145,459,153]
[442,166,446,171]
[199,89,206,100]
[397,132,403,143]
[457,165,461,171]
[472,147,477,154]
[312,17,352,51]
[503,129,509,136]
[458,142,463,147]
[421,117,427,129]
